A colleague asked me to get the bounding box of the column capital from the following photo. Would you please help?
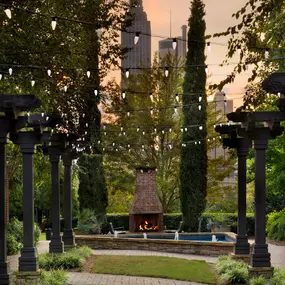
[49,153,61,163]
[62,152,72,167]
[10,132,42,153]
[253,140,268,150]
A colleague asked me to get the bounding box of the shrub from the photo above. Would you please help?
[266,210,285,241]
[249,277,266,285]
[40,270,68,285]
[7,218,41,255]
[271,267,285,285]
[78,209,101,234]
[216,256,249,284]
[39,246,92,270]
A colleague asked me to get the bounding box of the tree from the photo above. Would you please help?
[180,0,207,231]
[1,0,131,218]
[103,52,184,213]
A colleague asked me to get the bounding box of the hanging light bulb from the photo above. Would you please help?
[137,126,140,132]
[180,128,184,133]
[4,4,12,19]
[142,131,145,135]
[27,111,30,117]
[199,141,201,145]
[8,68,12,75]
[265,48,269,59]
[199,96,202,102]
[237,45,241,55]
[214,124,216,128]
[169,128,172,132]
[128,144,130,149]
[87,70,91,78]
[162,130,165,134]
[51,17,57,31]
[0,74,2,80]
[122,91,126,99]
[86,123,88,127]
[82,113,86,118]
[94,89,98,96]
[175,94,179,102]
[199,126,203,130]
[205,65,209,74]
[125,68,130,78]
[207,42,211,53]
[123,131,126,136]
[224,100,227,107]
[98,140,101,145]
[195,141,197,145]
[150,108,153,115]
[198,105,201,110]
[112,142,115,147]
[267,93,270,98]
[250,96,254,102]
[104,132,107,136]
[154,127,157,133]
[31,80,35,87]
[121,126,124,132]
[102,147,105,152]
[164,67,169,77]
[174,106,178,113]
[142,144,145,150]
[85,131,87,135]
[172,38,177,50]
[64,85,68,92]
[47,69,52,76]
[127,111,130,117]
[96,25,102,38]
[46,116,49,121]
[278,92,281,98]
[134,32,140,45]
[184,127,188,132]
[169,144,173,150]
[150,92,154,102]
[40,111,44,118]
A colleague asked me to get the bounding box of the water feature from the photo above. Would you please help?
[114,231,118,238]
[174,231,179,240]
[211,235,217,242]
[143,233,147,239]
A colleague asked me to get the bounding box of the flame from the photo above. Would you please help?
[137,220,159,231]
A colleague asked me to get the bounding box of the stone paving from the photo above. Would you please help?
[7,240,285,285]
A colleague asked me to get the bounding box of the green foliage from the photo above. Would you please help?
[266,209,285,240]
[216,256,249,284]
[180,0,207,231]
[39,246,92,270]
[271,267,285,285]
[7,218,41,255]
[40,270,69,285]
[78,209,102,234]
[78,155,108,217]
[249,277,266,285]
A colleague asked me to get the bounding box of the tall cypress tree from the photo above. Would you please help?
[180,0,207,232]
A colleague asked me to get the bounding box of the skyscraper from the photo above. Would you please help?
[121,0,151,81]
[159,25,187,61]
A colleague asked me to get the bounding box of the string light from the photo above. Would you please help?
[8,68,12,75]
[199,126,203,130]
[169,128,172,132]
[64,85,68,92]
[125,68,130,78]
[122,90,126,99]
[137,126,140,132]
[87,70,91,78]
[150,108,153,115]
[237,45,241,55]
[47,69,52,76]
[199,96,202,102]
[94,89,98,96]
[174,106,178,113]
[205,65,209,74]
[51,17,57,31]
[149,92,154,102]
[127,111,130,117]
[265,48,269,59]
[172,38,177,50]
[4,4,12,19]
[198,105,201,110]
[134,32,140,45]
[164,67,169,77]
[278,92,281,98]
[175,94,179,102]
[31,80,35,87]
[0,74,2,80]
[207,42,211,52]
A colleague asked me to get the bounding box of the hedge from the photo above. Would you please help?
[106,213,255,236]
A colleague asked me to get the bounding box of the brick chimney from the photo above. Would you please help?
[129,167,163,232]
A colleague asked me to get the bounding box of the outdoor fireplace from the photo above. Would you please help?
[129,167,163,232]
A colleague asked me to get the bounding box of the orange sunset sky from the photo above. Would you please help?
[141,0,249,107]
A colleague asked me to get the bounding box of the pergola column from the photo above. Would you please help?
[49,152,64,254]
[62,152,75,248]
[0,134,10,284]
[251,139,270,267]
[12,133,41,272]
[234,141,250,255]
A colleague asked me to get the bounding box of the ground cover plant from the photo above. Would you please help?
[91,255,216,284]
[39,246,92,270]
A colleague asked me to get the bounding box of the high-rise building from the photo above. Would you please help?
[121,0,151,81]
[158,25,187,61]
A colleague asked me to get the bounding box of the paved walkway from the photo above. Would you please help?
[7,240,285,285]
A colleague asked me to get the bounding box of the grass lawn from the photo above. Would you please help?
[92,255,216,284]
[39,232,46,241]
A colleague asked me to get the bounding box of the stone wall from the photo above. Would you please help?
[76,235,234,256]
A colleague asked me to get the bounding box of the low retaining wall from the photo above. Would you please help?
[76,233,235,256]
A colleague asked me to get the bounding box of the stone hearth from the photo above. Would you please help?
[129,167,163,232]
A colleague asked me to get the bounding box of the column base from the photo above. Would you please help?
[234,235,250,255]
[63,229,75,247]
[49,235,64,253]
[18,247,39,272]
[251,243,271,268]
[0,261,11,285]
[15,270,41,285]
[230,253,250,264]
[249,267,273,279]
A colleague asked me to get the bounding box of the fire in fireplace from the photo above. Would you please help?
[129,167,163,232]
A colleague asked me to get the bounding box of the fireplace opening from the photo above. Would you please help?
[131,213,162,232]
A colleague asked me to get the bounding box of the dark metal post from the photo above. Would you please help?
[0,134,10,284]
[234,141,250,255]
[62,152,75,248]
[49,153,64,253]
[251,139,270,267]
